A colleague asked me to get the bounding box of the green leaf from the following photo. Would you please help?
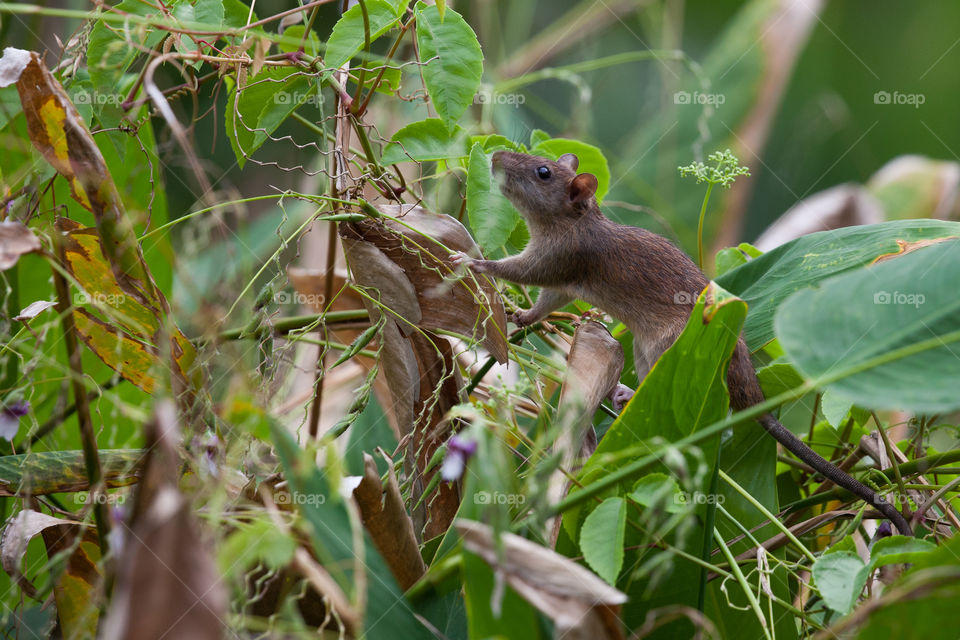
[466,143,520,253]
[580,497,627,585]
[869,536,936,569]
[775,239,960,412]
[717,220,960,350]
[529,129,550,148]
[223,0,256,28]
[714,246,748,275]
[755,361,805,399]
[380,118,469,165]
[324,0,400,69]
[280,25,320,56]
[225,67,316,167]
[531,138,611,202]
[469,134,525,153]
[415,3,483,131]
[813,551,868,615]
[629,473,683,514]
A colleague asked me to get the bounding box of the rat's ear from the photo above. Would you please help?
[568,173,598,203]
[557,153,579,172]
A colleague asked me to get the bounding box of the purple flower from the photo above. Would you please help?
[441,435,477,482]
[876,521,893,539]
[0,401,29,441]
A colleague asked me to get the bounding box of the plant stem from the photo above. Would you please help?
[696,182,713,271]
[51,250,109,555]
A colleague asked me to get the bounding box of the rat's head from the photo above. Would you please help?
[491,151,599,222]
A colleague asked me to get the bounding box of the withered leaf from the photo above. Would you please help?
[1,509,84,598]
[343,204,508,362]
[0,221,42,271]
[352,452,426,589]
[457,520,626,640]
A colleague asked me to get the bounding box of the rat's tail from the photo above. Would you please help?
[758,413,912,536]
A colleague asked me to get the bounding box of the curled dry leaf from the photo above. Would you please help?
[1,509,82,598]
[342,203,508,361]
[457,520,627,640]
[754,184,884,251]
[0,221,42,271]
[352,452,426,590]
[549,322,624,544]
[14,300,57,322]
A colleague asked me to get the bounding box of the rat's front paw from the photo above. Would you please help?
[510,309,537,327]
[449,251,472,268]
[608,383,634,413]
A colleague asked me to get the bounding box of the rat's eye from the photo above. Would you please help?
[536,166,551,180]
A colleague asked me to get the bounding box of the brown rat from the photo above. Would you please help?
[451,149,911,536]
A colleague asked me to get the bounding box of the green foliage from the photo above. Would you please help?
[414,3,483,132]
[776,239,960,412]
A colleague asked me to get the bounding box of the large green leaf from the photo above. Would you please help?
[270,425,432,640]
[717,220,960,350]
[775,239,960,413]
[324,0,401,69]
[380,118,468,165]
[0,450,143,496]
[414,3,483,132]
[466,143,520,253]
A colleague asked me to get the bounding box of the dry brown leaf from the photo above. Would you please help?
[457,520,627,640]
[0,221,42,271]
[1,509,83,598]
[549,322,623,544]
[352,452,426,589]
[14,300,56,321]
[343,204,508,362]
